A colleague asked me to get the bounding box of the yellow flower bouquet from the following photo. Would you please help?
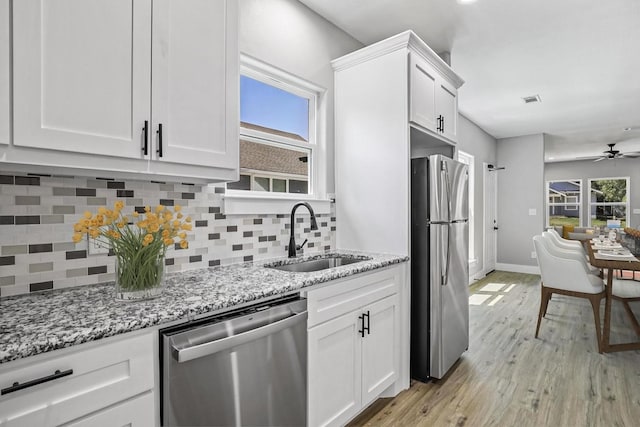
[73,201,192,300]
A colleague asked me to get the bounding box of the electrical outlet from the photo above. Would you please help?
[531,251,537,259]
[87,233,109,255]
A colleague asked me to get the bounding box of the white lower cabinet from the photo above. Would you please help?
[361,295,399,407]
[64,391,155,427]
[307,266,402,427]
[0,331,156,427]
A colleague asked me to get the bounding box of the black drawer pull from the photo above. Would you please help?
[358,314,365,337]
[1,369,73,395]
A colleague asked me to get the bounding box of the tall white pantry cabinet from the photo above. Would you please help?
[4,0,238,182]
[332,30,464,257]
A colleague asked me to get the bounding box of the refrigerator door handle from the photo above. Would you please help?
[442,224,450,286]
[442,161,452,286]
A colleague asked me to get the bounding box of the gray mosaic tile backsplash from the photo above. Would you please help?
[0,174,336,297]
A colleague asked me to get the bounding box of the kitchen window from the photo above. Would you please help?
[227,56,324,198]
[588,177,629,228]
[546,180,582,227]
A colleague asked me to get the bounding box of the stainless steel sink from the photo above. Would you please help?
[266,256,370,273]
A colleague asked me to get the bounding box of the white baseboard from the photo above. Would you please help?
[495,262,540,275]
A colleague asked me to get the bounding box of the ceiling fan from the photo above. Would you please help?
[592,143,640,162]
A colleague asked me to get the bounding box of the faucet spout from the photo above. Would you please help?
[288,202,318,258]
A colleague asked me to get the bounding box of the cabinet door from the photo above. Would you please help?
[308,312,362,427]
[152,0,238,169]
[0,0,8,145]
[12,0,151,159]
[436,78,458,142]
[361,295,399,407]
[409,53,438,133]
[64,391,155,427]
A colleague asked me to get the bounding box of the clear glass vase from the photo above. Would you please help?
[115,255,165,301]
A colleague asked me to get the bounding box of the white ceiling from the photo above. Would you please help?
[299,0,640,162]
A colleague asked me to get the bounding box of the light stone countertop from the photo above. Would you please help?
[0,251,408,364]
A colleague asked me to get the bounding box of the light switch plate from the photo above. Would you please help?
[528,208,537,216]
[633,208,640,215]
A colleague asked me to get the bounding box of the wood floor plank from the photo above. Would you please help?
[347,271,640,427]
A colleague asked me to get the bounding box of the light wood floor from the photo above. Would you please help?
[348,271,640,427]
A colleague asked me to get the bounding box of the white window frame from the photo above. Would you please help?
[456,150,475,264]
[587,177,630,227]
[546,179,582,227]
[222,54,330,215]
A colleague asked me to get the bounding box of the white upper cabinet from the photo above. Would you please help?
[409,51,460,143]
[151,0,238,169]
[0,0,10,145]
[409,54,438,133]
[409,50,461,143]
[13,0,152,159]
[334,31,463,146]
[6,0,238,182]
[436,78,458,142]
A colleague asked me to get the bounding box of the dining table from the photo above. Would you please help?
[584,238,640,353]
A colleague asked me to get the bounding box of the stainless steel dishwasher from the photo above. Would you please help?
[161,296,307,427]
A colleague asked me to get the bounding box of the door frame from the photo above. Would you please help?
[482,162,498,277]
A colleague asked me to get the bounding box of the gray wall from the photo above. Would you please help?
[545,157,640,228]
[456,115,497,278]
[496,134,545,267]
[239,0,363,193]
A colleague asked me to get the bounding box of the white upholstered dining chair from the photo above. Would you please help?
[542,231,601,276]
[533,235,606,352]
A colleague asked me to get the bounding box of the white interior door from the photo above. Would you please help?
[151,0,238,169]
[12,0,151,158]
[483,163,498,275]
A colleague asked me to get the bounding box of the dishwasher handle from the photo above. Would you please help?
[172,310,307,363]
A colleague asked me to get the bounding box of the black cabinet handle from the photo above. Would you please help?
[436,115,443,132]
[142,120,149,155]
[157,123,163,158]
[358,311,371,338]
[1,369,73,395]
[441,116,445,133]
[364,310,370,335]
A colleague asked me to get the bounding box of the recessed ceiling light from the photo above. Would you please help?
[624,127,632,131]
[457,0,477,4]
[522,94,541,104]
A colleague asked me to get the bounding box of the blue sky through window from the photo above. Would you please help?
[240,76,309,141]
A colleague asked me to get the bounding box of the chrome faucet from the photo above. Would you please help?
[288,202,319,258]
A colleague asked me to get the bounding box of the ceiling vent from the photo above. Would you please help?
[522,94,541,104]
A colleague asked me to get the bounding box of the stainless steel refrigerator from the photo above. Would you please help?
[410,155,469,381]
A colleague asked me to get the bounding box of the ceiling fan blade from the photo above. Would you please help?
[593,156,607,162]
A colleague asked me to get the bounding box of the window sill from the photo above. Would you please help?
[222,193,332,215]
